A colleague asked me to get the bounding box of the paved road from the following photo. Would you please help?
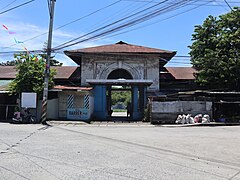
[0,122,240,180]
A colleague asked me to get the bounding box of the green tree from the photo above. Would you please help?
[111,91,131,106]
[42,41,62,66]
[8,53,56,96]
[39,53,63,66]
[0,60,18,66]
[189,7,240,90]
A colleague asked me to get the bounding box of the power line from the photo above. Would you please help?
[223,0,233,11]
[0,1,212,57]
[55,0,123,30]
[0,0,18,11]
[47,0,51,15]
[1,0,123,50]
[122,0,240,6]
[53,0,205,50]
[65,0,220,50]
[52,0,170,49]
[100,0,214,42]
[3,1,234,57]
[53,0,179,50]
[74,0,153,37]
[0,0,35,15]
[122,0,239,3]
[0,50,45,54]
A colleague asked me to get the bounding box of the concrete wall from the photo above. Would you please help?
[58,91,93,121]
[47,99,59,119]
[58,92,67,119]
[81,54,159,92]
[81,56,94,86]
[151,101,212,124]
[146,60,159,92]
[36,99,59,121]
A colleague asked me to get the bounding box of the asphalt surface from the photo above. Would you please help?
[0,122,240,180]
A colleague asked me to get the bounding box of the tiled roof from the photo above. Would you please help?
[0,66,78,79]
[165,67,196,80]
[65,41,176,54]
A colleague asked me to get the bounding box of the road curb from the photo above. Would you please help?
[157,122,240,127]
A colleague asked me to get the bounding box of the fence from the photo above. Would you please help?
[151,101,212,124]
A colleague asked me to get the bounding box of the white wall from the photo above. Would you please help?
[152,101,212,114]
[151,101,212,123]
[47,98,59,119]
[36,99,59,121]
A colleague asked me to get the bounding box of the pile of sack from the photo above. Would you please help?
[175,114,211,124]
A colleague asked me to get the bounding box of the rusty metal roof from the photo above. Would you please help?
[165,67,196,80]
[0,66,78,79]
[53,85,92,91]
[0,66,17,79]
[65,41,176,54]
[52,66,78,79]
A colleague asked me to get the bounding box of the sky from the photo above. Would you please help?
[0,0,239,66]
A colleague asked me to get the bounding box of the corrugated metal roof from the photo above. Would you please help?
[52,66,77,79]
[53,85,92,91]
[165,67,196,80]
[0,66,16,79]
[65,41,176,54]
[0,66,78,79]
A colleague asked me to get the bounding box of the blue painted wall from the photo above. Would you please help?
[93,85,147,121]
[93,85,108,120]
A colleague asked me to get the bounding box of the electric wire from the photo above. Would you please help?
[223,0,233,11]
[0,0,212,53]
[2,0,238,52]
[1,0,123,50]
[99,0,214,42]
[78,0,154,38]
[47,0,209,54]
[0,0,18,11]
[67,0,222,48]
[53,0,204,50]
[54,0,170,49]
[0,0,35,15]
[55,0,123,30]
[53,0,182,50]
[122,0,240,7]
[1,0,235,65]
[47,0,51,15]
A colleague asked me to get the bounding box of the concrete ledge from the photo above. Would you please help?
[48,120,89,125]
[157,122,240,127]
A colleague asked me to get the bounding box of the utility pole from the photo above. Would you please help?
[41,0,56,125]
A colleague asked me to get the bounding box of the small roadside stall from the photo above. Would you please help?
[48,86,94,121]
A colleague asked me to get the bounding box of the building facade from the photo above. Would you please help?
[65,41,176,120]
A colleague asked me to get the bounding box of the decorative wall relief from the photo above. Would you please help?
[95,61,144,80]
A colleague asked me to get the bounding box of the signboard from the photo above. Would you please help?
[21,92,37,108]
[67,108,89,120]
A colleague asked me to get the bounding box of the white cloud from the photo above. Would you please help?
[0,21,107,65]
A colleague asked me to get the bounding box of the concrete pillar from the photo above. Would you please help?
[132,86,141,120]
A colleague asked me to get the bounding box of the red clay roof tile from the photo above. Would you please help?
[66,41,176,54]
